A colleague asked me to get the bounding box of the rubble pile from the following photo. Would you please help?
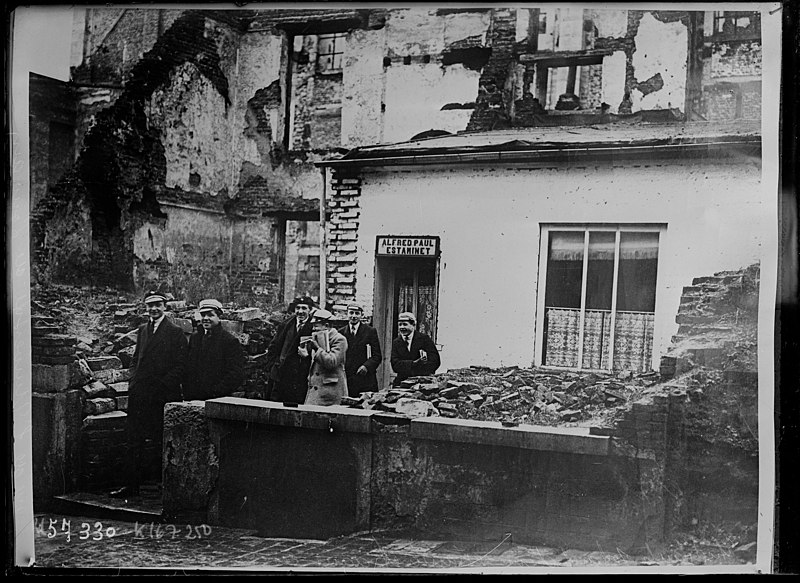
[342,367,664,427]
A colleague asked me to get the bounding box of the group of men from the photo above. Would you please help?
[111,292,246,499]
[112,291,441,499]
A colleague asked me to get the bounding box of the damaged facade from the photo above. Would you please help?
[30,6,762,307]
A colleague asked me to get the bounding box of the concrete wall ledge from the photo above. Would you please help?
[205,397,375,434]
[410,417,611,456]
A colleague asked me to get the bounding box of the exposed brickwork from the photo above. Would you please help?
[326,172,362,307]
[466,8,517,131]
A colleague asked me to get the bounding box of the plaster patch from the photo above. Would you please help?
[383,63,480,143]
[631,12,687,112]
[602,50,627,113]
[588,9,628,39]
[146,63,235,194]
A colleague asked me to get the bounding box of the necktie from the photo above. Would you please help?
[351,326,357,336]
[148,320,155,336]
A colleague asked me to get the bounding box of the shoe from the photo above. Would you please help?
[110,486,140,498]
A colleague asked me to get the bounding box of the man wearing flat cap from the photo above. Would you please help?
[264,295,316,404]
[390,311,440,387]
[112,290,187,499]
[338,304,382,396]
[300,309,348,405]
[184,299,245,401]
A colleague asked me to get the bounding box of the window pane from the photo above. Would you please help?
[545,231,584,309]
[616,232,659,312]
[585,231,615,310]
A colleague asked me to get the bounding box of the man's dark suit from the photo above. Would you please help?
[125,316,188,488]
[338,322,382,395]
[264,315,313,404]
[184,324,245,400]
[390,331,441,387]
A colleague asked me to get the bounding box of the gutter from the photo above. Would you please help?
[315,139,761,170]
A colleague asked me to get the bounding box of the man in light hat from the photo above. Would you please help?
[299,308,348,405]
[184,299,245,401]
[264,295,316,404]
[112,290,187,499]
[390,311,440,387]
[338,303,382,396]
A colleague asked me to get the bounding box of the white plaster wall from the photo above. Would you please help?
[556,7,585,51]
[342,28,386,148]
[631,12,688,111]
[516,8,530,43]
[383,64,479,142]
[353,160,766,372]
[235,31,283,166]
[589,9,628,38]
[147,63,235,195]
[132,207,230,263]
[602,50,628,112]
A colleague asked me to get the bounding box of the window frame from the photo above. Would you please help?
[316,32,346,75]
[534,223,666,372]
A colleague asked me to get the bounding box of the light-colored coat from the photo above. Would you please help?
[305,328,348,406]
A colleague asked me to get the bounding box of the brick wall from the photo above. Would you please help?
[466,8,517,131]
[326,172,362,307]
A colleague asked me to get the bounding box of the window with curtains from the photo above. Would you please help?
[540,227,661,372]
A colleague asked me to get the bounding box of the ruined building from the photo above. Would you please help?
[30,6,762,312]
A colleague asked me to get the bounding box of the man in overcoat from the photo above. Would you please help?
[264,296,315,404]
[111,291,187,498]
[390,311,440,387]
[183,299,245,401]
[300,309,348,406]
[338,303,382,396]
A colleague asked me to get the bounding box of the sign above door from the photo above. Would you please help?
[376,236,440,257]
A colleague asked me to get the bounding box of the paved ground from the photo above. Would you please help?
[30,512,669,573]
[22,484,753,573]
[28,512,756,574]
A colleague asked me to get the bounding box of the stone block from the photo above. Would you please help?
[163,401,215,521]
[81,380,114,399]
[32,345,76,357]
[220,320,244,335]
[394,398,440,418]
[410,417,610,456]
[174,318,195,334]
[86,356,123,371]
[205,397,374,434]
[115,329,139,348]
[109,381,129,395]
[232,307,262,321]
[32,364,71,393]
[84,397,117,416]
[93,367,134,384]
[32,390,83,504]
[33,355,76,365]
[31,325,60,336]
[82,410,127,429]
[116,396,128,411]
[116,345,136,368]
[30,333,76,346]
[166,300,187,311]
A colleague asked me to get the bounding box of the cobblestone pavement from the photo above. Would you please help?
[29,513,665,573]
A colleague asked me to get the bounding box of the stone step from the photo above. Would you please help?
[51,488,163,524]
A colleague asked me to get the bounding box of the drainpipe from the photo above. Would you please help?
[319,166,328,309]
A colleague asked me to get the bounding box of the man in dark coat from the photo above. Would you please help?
[183,299,245,401]
[390,311,440,387]
[338,303,382,395]
[264,296,315,404]
[112,291,187,498]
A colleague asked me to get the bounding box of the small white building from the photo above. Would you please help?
[318,120,765,385]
